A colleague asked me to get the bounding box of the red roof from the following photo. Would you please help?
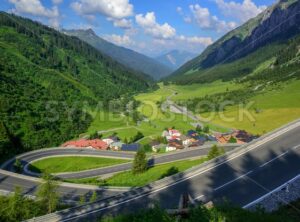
[62,139,108,150]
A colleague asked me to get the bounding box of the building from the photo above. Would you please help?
[232,130,254,143]
[62,139,108,150]
[103,138,114,146]
[169,129,181,137]
[110,142,124,151]
[167,139,184,151]
[187,130,198,137]
[121,143,141,152]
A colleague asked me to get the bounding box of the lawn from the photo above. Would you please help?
[201,80,300,135]
[28,156,131,174]
[167,81,241,101]
[86,110,132,135]
[65,157,207,187]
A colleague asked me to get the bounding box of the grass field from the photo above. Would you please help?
[167,81,241,101]
[65,157,207,187]
[203,80,300,135]
[28,156,131,174]
[86,110,132,135]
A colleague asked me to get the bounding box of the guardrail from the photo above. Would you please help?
[25,119,300,222]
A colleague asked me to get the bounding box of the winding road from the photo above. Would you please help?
[25,119,300,222]
[2,144,238,179]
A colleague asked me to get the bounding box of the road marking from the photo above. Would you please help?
[213,170,253,191]
[259,150,290,168]
[243,174,300,209]
[194,194,204,200]
[56,124,300,221]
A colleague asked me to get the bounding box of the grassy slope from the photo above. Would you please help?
[28,156,130,174]
[206,80,300,135]
[85,86,196,143]
[65,157,207,187]
[167,81,241,101]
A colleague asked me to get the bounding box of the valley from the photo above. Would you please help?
[1,0,300,221]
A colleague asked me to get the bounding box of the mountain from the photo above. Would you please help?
[0,12,152,161]
[168,0,300,84]
[155,50,197,70]
[62,29,172,80]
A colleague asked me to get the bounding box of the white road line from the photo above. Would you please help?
[58,125,300,221]
[194,194,204,200]
[213,170,253,191]
[259,150,290,168]
[243,174,300,209]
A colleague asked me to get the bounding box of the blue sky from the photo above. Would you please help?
[1,0,276,56]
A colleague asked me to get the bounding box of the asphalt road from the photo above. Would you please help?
[2,145,238,179]
[28,121,300,221]
[0,170,124,202]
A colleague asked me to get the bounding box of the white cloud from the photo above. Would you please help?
[71,0,133,20]
[176,6,183,14]
[135,12,176,39]
[189,4,237,33]
[9,0,59,18]
[215,0,267,22]
[177,35,213,46]
[9,0,60,28]
[109,18,132,29]
[103,34,134,46]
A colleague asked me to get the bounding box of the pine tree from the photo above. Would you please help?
[132,149,148,174]
[14,158,23,173]
[36,173,59,213]
[207,145,221,160]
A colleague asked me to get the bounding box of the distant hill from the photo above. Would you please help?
[63,29,172,80]
[155,50,197,70]
[168,0,300,84]
[0,12,152,161]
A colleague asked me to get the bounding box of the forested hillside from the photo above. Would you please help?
[63,29,172,80]
[168,0,300,84]
[0,12,152,162]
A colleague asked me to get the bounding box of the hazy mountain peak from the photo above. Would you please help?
[155,50,197,70]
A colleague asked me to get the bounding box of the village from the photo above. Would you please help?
[62,125,256,153]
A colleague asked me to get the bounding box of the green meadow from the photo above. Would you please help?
[28,156,130,174]
[65,157,207,187]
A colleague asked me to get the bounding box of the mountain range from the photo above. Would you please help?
[155,50,197,70]
[63,29,172,80]
[168,0,300,84]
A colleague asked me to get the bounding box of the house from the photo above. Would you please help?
[207,135,217,142]
[121,143,141,152]
[232,130,254,143]
[167,139,184,151]
[180,135,191,146]
[214,133,232,144]
[110,142,124,151]
[88,139,109,150]
[189,139,204,147]
[103,138,114,146]
[62,139,108,150]
[168,129,181,137]
[187,130,198,137]
[162,130,170,137]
